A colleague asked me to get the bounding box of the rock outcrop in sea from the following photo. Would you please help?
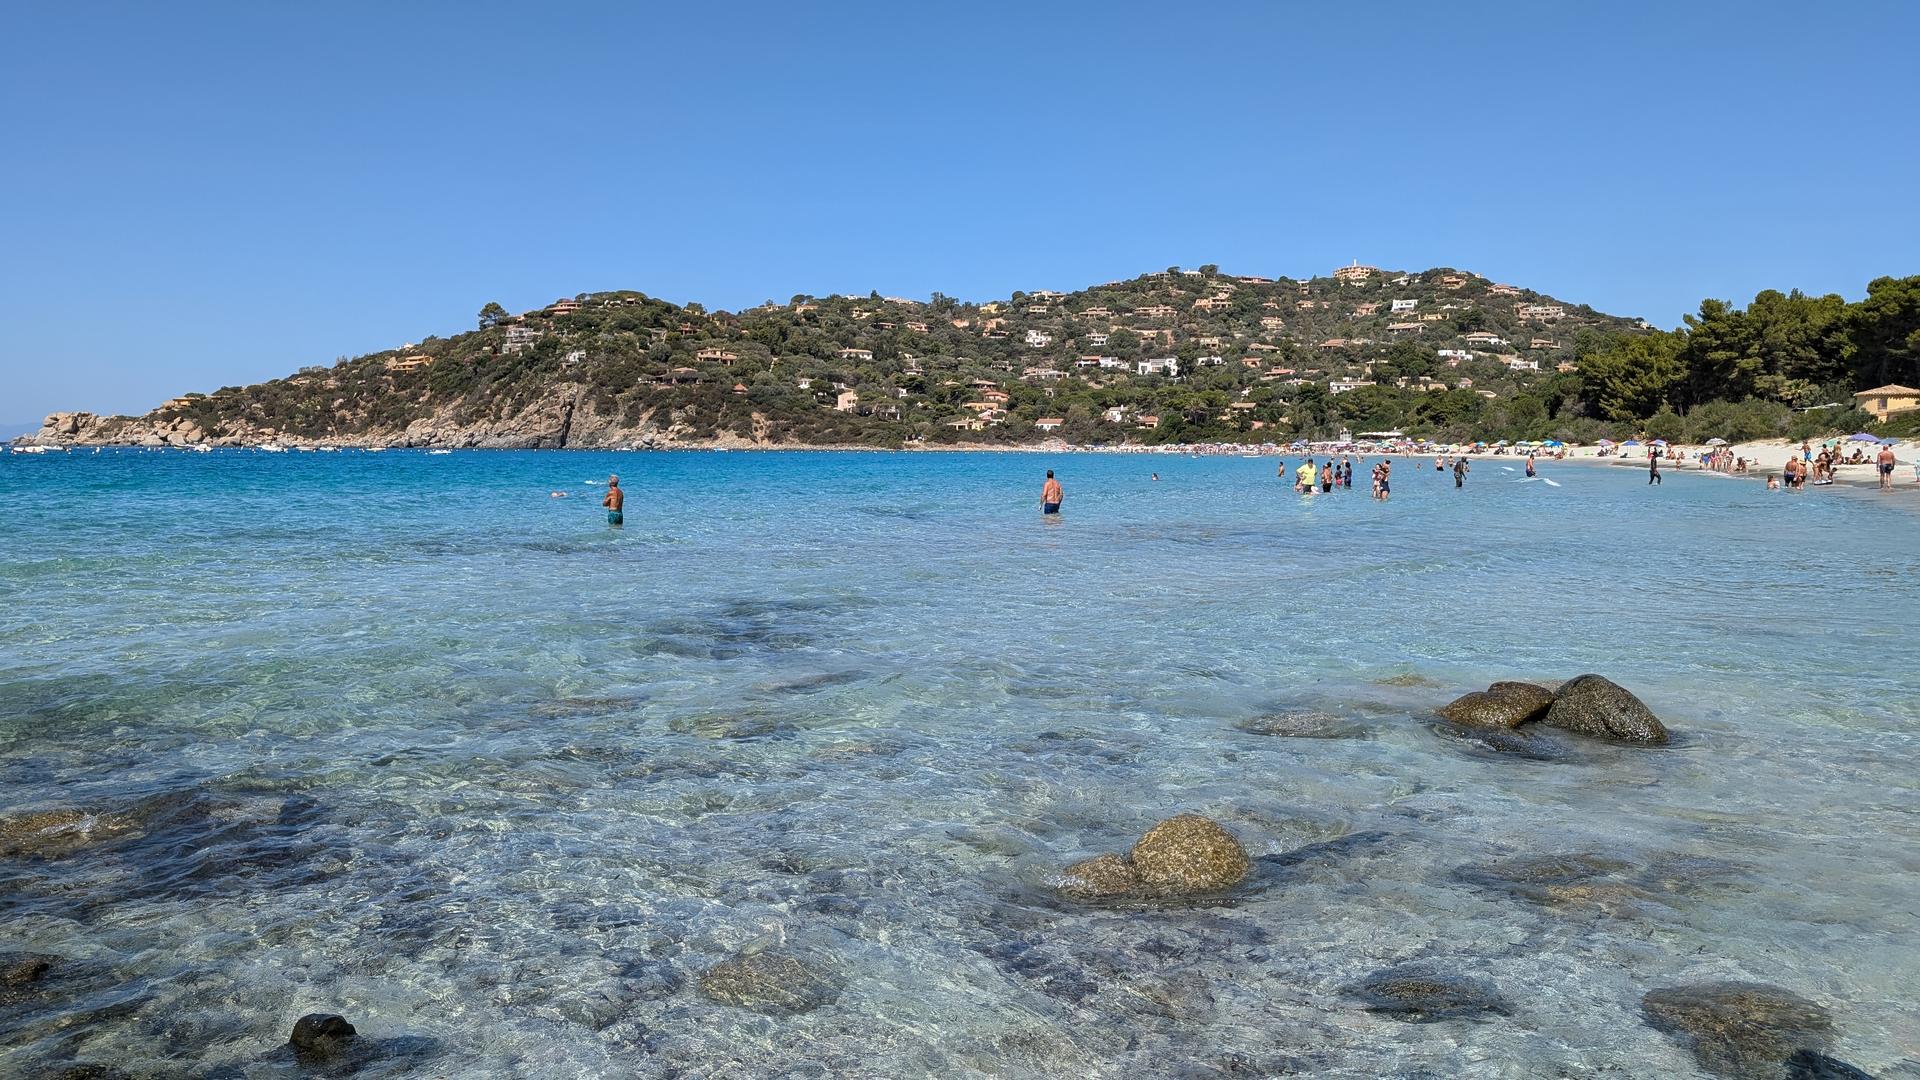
[1434,674,1670,746]
[1056,814,1251,900]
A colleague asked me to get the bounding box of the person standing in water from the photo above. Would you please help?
[1453,456,1468,488]
[1525,453,1537,479]
[1321,459,1334,493]
[602,475,624,525]
[1041,470,1063,514]
[1648,449,1662,485]
[1296,458,1317,494]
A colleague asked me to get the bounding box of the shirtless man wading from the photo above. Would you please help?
[602,475,624,525]
[1041,471,1063,515]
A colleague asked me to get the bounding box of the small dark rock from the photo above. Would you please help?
[1642,982,1833,1078]
[1437,681,1555,728]
[1545,674,1669,744]
[697,949,842,1015]
[1786,1049,1877,1079]
[2,952,59,986]
[1346,964,1510,1022]
[290,1013,358,1060]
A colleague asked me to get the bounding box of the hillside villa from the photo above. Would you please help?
[1853,384,1920,421]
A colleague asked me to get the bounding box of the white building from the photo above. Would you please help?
[1024,329,1052,348]
[1390,299,1418,313]
[1137,357,1179,377]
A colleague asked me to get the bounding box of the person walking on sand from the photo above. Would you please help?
[602,475,624,525]
[1877,443,1897,491]
[1041,470,1063,515]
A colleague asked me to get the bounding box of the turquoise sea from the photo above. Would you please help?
[2,449,1916,1077]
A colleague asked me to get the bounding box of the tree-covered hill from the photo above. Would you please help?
[29,265,1919,448]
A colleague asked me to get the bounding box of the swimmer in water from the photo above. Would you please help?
[602,475,623,525]
[1151,473,1159,481]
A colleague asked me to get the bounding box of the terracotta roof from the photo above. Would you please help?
[1854,384,1919,396]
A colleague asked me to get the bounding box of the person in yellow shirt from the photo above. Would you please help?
[1296,459,1317,494]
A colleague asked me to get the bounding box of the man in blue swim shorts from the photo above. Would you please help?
[602,475,624,525]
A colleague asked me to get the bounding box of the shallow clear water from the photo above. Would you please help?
[2,449,1916,1078]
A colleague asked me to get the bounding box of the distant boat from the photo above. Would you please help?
[364,447,387,453]
[428,449,452,455]
[191,444,213,453]
[12,445,51,454]
[257,444,287,453]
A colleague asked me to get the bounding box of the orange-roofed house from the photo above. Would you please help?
[1854,385,1920,421]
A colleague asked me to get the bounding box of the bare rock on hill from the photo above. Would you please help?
[1438,681,1555,728]
[1544,674,1670,744]
[1642,982,1834,1079]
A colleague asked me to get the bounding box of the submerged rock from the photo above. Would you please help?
[1641,982,1833,1078]
[1054,814,1251,901]
[666,713,793,740]
[2,952,59,986]
[1235,710,1365,739]
[1786,1050,1878,1079]
[697,949,843,1015]
[1454,852,1639,905]
[1377,672,1444,688]
[1429,721,1570,761]
[1545,675,1669,744]
[290,1013,359,1061]
[1346,964,1510,1022]
[1057,853,1141,899]
[1437,681,1555,728]
[1130,815,1251,893]
[0,808,140,859]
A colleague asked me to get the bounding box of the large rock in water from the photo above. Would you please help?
[1127,814,1251,893]
[1437,681,1555,728]
[1544,675,1669,744]
[1054,814,1251,901]
[1642,982,1834,1078]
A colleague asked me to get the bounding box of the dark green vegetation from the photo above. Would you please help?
[147,268,1918,446]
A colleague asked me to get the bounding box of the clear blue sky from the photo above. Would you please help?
[3,1,1916,426]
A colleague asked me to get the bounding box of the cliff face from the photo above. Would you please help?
[23,387,728,449]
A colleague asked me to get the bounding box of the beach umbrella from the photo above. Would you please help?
[1651,439,1668,446]
[1597,438,1615,446]
[1705,437,1728,446]
[1622,440,1641,447]
[1543,439,1564,447]
[1847,432,1881,441]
